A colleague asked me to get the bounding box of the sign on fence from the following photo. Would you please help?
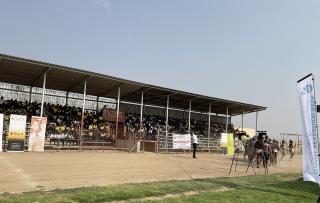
[220,133,234,155]
[103,108,125,123]
[172,133,191,149]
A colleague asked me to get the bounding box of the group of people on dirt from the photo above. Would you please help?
[242,132,296,169]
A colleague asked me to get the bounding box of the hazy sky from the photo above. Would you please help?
[1,0,320,138]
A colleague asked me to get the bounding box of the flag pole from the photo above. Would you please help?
[312,76,320,155]
[310,74,320,203]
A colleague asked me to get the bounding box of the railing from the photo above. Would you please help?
[1,121,221,153]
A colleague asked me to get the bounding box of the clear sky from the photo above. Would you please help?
[1,0,320,138]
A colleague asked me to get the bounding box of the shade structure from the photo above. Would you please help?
[0,53,267,116]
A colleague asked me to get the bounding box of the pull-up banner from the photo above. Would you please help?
[297,74,320,184]
[220,133,235,155]
[28,116,47,152]
[8,114,27,152]
[0,114,3,152]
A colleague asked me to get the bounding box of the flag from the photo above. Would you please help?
[297,74,320,184]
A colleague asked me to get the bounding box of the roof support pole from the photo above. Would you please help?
[255,111,258,136]
[115,87,121,147]
[208,104,211,151]
[40,73,47,117]
[80,80,87,149]
[96,96,99,113]
[165,96,170,151]
[226,107,229,134]
[242,109,244,132]
[188,100,192,133]
[29,87,32,103]
[183,108,185,120]
[66,92,69,106]
[216,113,218,123]
[140,91,144,141]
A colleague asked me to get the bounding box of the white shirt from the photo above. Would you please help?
[192,134,198,144]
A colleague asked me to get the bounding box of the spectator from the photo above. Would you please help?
[191,131,198,159]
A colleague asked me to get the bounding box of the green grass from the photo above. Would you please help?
[0,173,318,203]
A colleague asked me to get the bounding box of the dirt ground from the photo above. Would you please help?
[0,151,302,193]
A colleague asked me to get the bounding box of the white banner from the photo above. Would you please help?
[8,114,27,152]
[173,134,191,149]
[28,116,47,152]
[0,114,3,152]
[298,74,320,184]
[220,133,228,146]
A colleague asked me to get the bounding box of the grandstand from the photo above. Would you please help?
[0,54,267,152]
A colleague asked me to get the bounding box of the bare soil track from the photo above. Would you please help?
[0,151,302,193]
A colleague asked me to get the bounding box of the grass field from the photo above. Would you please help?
[0,173,318,203]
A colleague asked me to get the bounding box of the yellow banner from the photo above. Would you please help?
[8,114,27,151]
[8,131,25,140]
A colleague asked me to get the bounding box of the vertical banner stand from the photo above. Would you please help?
[297,74,320,203]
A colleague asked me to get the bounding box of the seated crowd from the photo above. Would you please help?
[0,98,114,143]
[0,98,235,144]
[125,113,235,140]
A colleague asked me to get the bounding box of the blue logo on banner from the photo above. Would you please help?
[305,84,313,93]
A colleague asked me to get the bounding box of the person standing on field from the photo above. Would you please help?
[191,131,198,159]
[280,140,286,160]
[288,140,295,161]
[254,134,264,168]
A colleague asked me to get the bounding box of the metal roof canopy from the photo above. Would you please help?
[0,54,267,116]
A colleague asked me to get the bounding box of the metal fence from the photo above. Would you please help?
[1,121,115,150]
